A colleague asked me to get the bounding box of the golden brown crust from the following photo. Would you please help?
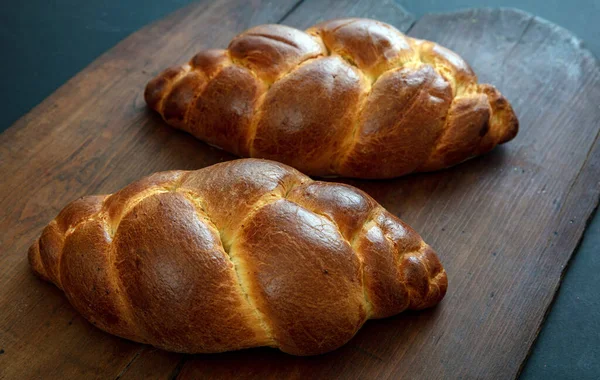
[189,49,231,78]
[229,24,325,84]
[61,218,139,341]
[338,65,453,178]
[286,182,376,241]
[145,18,518,178]
[308,18,415,79]
[186,64,264,156]
[114,192,270,352]
[252,56,367,174]
[235,199,366,355]
[29,159,447,355]
[419,94,490,171]
[414,39,477,93]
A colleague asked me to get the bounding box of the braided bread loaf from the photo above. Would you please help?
[145,18,518,179]
[29,159,447,355]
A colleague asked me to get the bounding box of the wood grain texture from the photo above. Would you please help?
[0,2,599,380]
[398,9,600,379]
[281,0,415,30]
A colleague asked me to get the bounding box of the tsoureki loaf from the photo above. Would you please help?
[29,159,447,355]
[145,18,518,178]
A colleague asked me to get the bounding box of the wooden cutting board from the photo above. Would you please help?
[1,0,599,378]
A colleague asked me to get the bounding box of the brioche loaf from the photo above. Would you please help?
[145,18,518,178]
[29,159,447,355]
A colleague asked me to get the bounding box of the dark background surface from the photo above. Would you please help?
[1,0,598,378]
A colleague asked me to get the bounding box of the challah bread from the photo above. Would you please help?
[29,159,447,355]
[145,18,518,178]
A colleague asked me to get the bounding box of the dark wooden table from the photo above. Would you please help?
[1,0,599,378]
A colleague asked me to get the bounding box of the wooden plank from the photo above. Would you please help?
[281,0,415,30]
[1,3,599,380]
[394,9,600,379]
[175,7,600,380]
[115,348,183,380]
[0,1,301,378]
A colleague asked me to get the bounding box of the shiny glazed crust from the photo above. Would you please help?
[145,18,518,178]
[29,159,447,355]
